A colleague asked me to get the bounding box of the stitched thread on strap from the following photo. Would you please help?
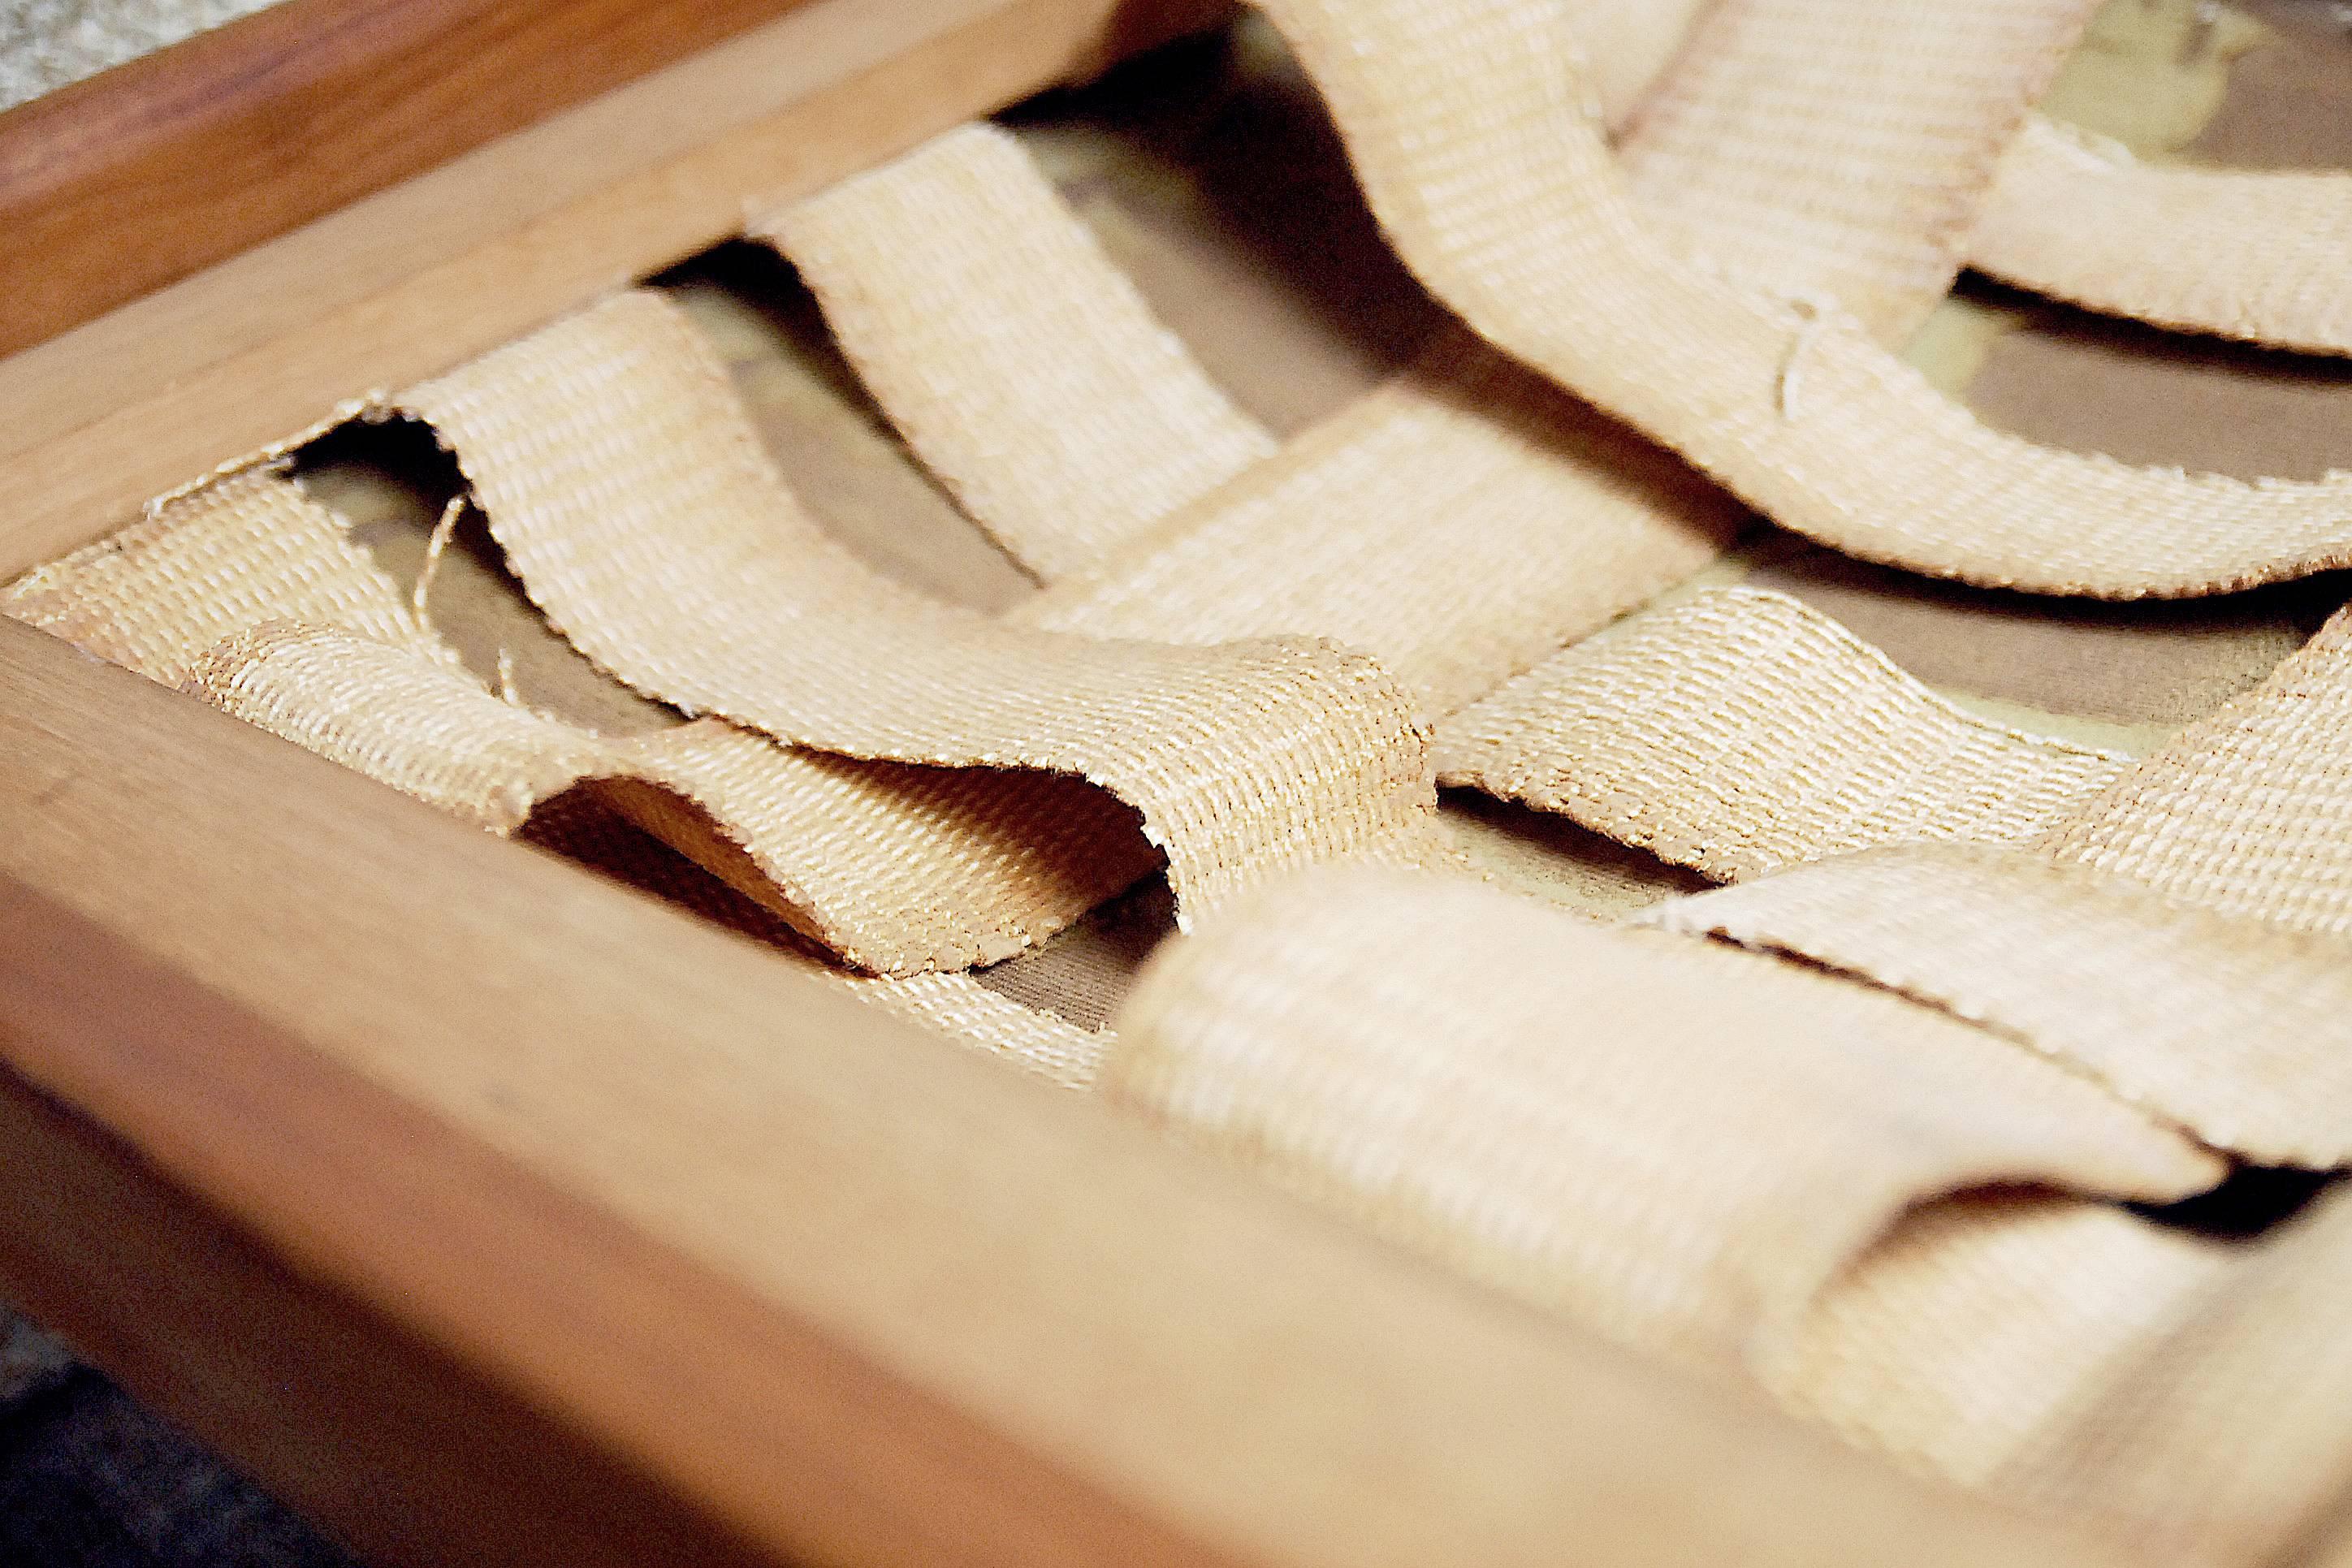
[1250,0,2352,598]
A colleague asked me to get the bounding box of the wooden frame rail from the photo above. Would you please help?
[0,0,828,358]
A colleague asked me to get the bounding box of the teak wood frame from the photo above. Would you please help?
[0,2,2256,1563]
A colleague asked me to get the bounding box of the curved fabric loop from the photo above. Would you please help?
[1106,860,2217,1380]
[0,465,1103,1069]
[1969,116,2352,356]
[1646,843,2352,1168]
[2002,1185,2352,1563]
[1435,587,2125,878]
[184,621,1109,1084]
[1250,0,2352,598]
[763,121,1278,581]
[1768,1192,2230,1489]
[1617,0,2098,343]
[189,621,1154,974]
[12,465,1160,977]
[397,289,1445,931]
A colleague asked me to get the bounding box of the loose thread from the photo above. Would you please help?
[411,494,465,616]
[1777,292,1838,422]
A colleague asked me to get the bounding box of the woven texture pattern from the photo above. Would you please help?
[1024,331,1738,717]
[770,123,1739,720]
[15,0,2352,1553]
[1969,114,2352,356]
[1436,587,2125,879]
[767,123,1278,579]
[1649,843,2352,1167]
[1252,0,2352,598]
[400,290,1446,934]
[3,464,1101,1078]
[1619,0,2097,341]
[186,618,1153,974]
[0,468,447,685]
[1105,863,2220,1437]
[2049,598,2352,937]
[2006,1185,2352,1560]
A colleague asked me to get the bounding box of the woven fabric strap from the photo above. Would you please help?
[2045,595,2352,939]
[397,288,1446,932]
[0,468,450,684]
[1588,1,2350,358]
[1250,0,2352,598]
[1968,115,2352,356]
[1618,0,2098,343]
[1104,862,2224,1476]
[190,622,1109,1085]
[766,123,1278,580]
[188,619,1150,974]
[1021,331,1738,716]
[1434,587,2125,879]
[0,467,1100,1079]
[765,131,1737,718]
[2001,1182,2352,1561]
[1649,842,2352,1167]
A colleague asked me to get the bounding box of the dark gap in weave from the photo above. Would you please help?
[2130,1165,2341,1242]
[1956,267,2352,486]
[518,788,833,961]
[1000,15,1449,436]
[526,788,1141,1036]
[648,240,1037,613]
[1747,535,2352,731]
[293,416,681,737]
[975,875,1178,1030]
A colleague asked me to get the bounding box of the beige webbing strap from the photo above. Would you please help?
[761,122,1278,581]
[1433,588,2125,879]
[190,622,618,832]
[398,289,1445,930]
[0,467,449,685]
[1768,1193,2231,1488]
[1104,860,2218,1397]
[188,621,1156,974]
[2046,597,2352,939]
[1618,0,2098,343]
[1022,331,1740,717]
[1647,843,2352,1166]
[1968,115,2352,356]
[511,786,1112,1085]
[770,121,1737,719]
[3,464,1157,976]
[2002,1183,2352,1563]
[0,471,1098,1073]
[1252,0,2352,598]
[195,629,1109,1082]
[1571,0,1714,131]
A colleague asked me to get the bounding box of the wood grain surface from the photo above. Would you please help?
[0,618,2148,1567]
[0,0,1221,581]
[0,0,823,358]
